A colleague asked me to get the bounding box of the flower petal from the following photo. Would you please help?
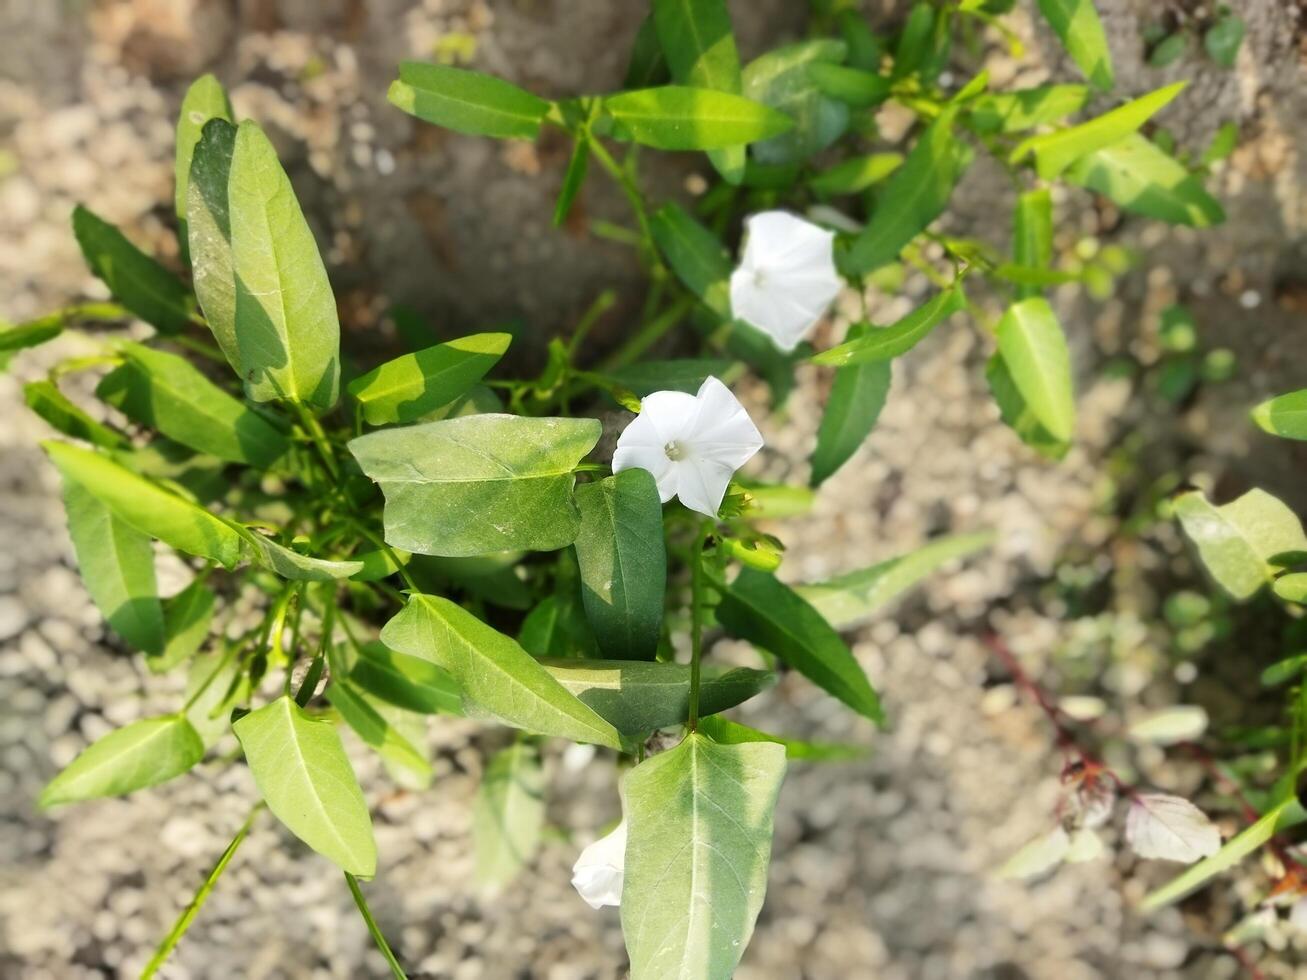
[571,819,627,910]
[613,441,675,502]
[1125,792,1221,863]
[689,377,764,466]
[674,457,736,518]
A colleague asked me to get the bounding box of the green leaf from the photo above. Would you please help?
[1066,133,1225,227]
[696,715,865,761]
[96,342,289,466]
[326,681,432,788]
[0,318,64,353]
[185,651,249,746]
[808,153,903,197]
[625,14,671,90]
[239,531,364,582]
[348,415,600,557]
[349,642,464,716]
[40,714,204,807]
[604,358,733,396]
[1015,82,1185,180]
[174,74,233,260]
[62,475,163,654]
[602,86,791,150]
[150,578,216,674]
[380,593,626,749]
[1204,13,1245,68]
[1012,189,1053,302]
[347,332,510,426]
[415,553,533,610]
[893,2,947,81]
[994,297,1075,443]
[621,733,786,980]
[233,695,376,875]
[24,380,129,449]
[1201,121,1239,165]
[1253,389,1307,440]
[649,203,732,318]
[72,205,192,335]
[742,40,849,165]
[843,109,972,275]
[837,10,884,71]
[966,84,1090,134]
[553,137,590,226]
[1261,651,1307,687]
[986,352,1069,459]
[388,62,551,140]
[653,0,747,183]
[187,118,241,373]
[473,743,545,889]
[44,442,245,568]
[716,568,883,723]
[798,530,995,629]
[810,332,891,486]
[573,470,666,661]
[1148,34,1187,68]
[1035,0,1114,90]
[812,286,964,368]
[808,63,891,108]
[519,591,599,660]
[1174,488,1307,601]
[539,659,774,735]
[229,120,340,410]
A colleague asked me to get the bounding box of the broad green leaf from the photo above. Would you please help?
[1015,82,1185,180]
[625,14,671,89]
[388,62,551,139]
[97,342,289,466]
[808,153,903,197]
[24,380,128,449]
[553,137,590,226]
[61,478,163,654]
[966,84,1090,134]
[473,743,545,888]
[653,0,747,183]
[1174,488,1307,601]
[174,74,233,259]
[994,297,1075,443]
[602,86,791,150]
[229,120,340,410]
[649,202,732,318]
[573,470,666,661]
[349,642,464,716]
[380,594,625,749]
[0,318,64,353]
[1204,13,1245,68]
[348,415,600,557]
[798,530,995,629]
[716,568,883,723]
[809,63,891,108]
[326,681,432,788]
[72,205,192,335]
[812,286,964,368]
[347,332,510,426]
[539,659,774,735]
[843,108,972,275]
[1036,0,1114,90]
[233,695,376,875]
[742,40,849,165]
[150,578,216,674]
[621,734,786,980]
[1257,390,1307,440]
[1066,133,1225,228]
[810,330,891,486]
[1013,189,1053,301]
[44,442,245,568]
[697,715,865,761]
[39,714,204,807]
[605,358,733,396]
[986,352,1069,459]
[239,531,364,582]
[187,118,240,372]
[185,651,249,746]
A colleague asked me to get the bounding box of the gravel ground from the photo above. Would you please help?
[4,1,1307,978]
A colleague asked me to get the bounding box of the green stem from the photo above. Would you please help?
[601,294,695,371]
[349,519,420,594]
[141,805,262,978]
[687,521,711,732]
[345,872,408,980]
[293,402,340,483]
[567,289,617,359]
[170,332,225,364]
[586,137,660,269]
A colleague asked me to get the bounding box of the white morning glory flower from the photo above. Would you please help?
[571,818,627,910]
[729,210,843,352]
[612,376,763,519]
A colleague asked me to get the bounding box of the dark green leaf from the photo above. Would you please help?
[187,118,241,373]
[473,743,545,888]
[24,380,128,449]
[0,318,64,353]
[239,532,364,582]
[893,3,947,81]
[1148,34,1187,68]
[649,203,732,318]
[602,86,791,150]
[808,63,891,108]
[625,14,671,89]
[349,642,464,716]
[742,40,849,165]
[837,10,884,71]
[1036,0,1114,90]
[388,62,551,139]
[39,714,204,807]
[810,332,891,487]
[808,153,903,197]
[1204,14,1245,68]
[966,84,1089,135]
[812,286,964,368]
[347,332,511,426]
[72,205,192,335]
[604,358,733,396]
[174,74,233,260]
[1066,133,1225,227]
[553,138,590,226]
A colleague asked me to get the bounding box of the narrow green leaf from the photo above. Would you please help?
[150,578,216,674]
[233,695,377,876]
[187,118,241,373]
[229,120,340,410]
[1200,121,1239,166]
[518,592,599,659]
[348,415,600,557]
[72,205,192,335]
[96,342,289,466]
[994,297,1075,443]
[174,74,233,260]
[573,469,666,661]
[380,594,626,749]
[808,153,903,197]
[553,137,590,226]
[44,442,245,568]
[1261,651,1307,687]
[837,10,884,71]
[239,531,364,582]
[697,715,865,761]
[388,62,551,139]
[347,332,510,426]
[1015,82,1185,180]
[1204,13,1245,68]
[1036,0,1114,91]
[892,2,945,81]
[602,86,792,150]
[742,40,849,165]
[808,63,891,108]
[539,659,774,735]
[1,318,64,353]
[1253,389,1307,441]
[649,202,732,318]
[1174,488,1307,601]
[1148,34,1187,68]
[40,714,204,807]
[810,330,891,486]
[625,14,671,90]
[966,84,1090,134]
[474,743,545,889]
[986,352,1068,458]
[24,380,129,449]
[716,568,883,724]
[1066,133,1225,228]
[326,681,432,788]
[349,642,464,716]
[1012,189,1053,300]
[621,734,786,980]
[798,530,995,629]
[605,358,733,396]
[812,287,964,368]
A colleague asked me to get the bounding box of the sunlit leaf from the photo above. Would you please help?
[994,296,1075,443]
[696,715,865,761]
[174,74,233,261]
[348,333,510,427]
[1126,792,1221,863]
[742,39,849,165]
[603,86,792,150]
[1174,488,1307,600]
[72,205,192,335]
[966,84,1089,134]
[1066,133,1224,227]
[40,715,204,807]
[388,62,551,139]
[1035,0,1114,91]
[812,286,965,368]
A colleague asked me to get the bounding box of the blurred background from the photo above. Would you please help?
[3,1,1307,977]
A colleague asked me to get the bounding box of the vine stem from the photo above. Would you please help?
[601,294,695,371]
[345,872,408,979]
[585,136,660,270]
[686,522,711,731]
[141,804,263,978]
[293,401,340,483]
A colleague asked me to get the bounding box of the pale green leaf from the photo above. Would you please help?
[1253,389,1307,440]
[994,297,1075,443]
[174,74,233,258]
[696,715,865,761]
[185,651,249,746]
[474,743,545,888]
[349,642,464,716]
[348,332,510,426]
[1012,189,1053,300]
[811,286,965,368]
[808,153,903,197]
[1174,488,1307,601]
[388,62,550,140]
[326,681,432,789]
[40,714,204,807]
[1274,573,1307,604]
[72,205,192,335]
[24,380,129,450]
[1036,0,1114,90]
[966,84,1090,134]
[150,578,216,673]
[187,118,241,372]
[649,202,732,318]
[238,531,364,582]
[986,352,1069,459]
[1066,133,1224,227]
[742,40,848,165]
[603,86,792,150]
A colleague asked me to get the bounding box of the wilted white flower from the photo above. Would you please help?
[1125,792,1221,863]
[729,211,842,352]
[571,819,627,910]
[613,376,763,519]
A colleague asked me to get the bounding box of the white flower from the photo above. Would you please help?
[1125,792,1222,863]
[612,376,763,519]
[571,818,627,910]
[729,211,843,352]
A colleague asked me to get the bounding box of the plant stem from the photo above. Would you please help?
[345,872,408,980]
[687,522,712,732]
[170,332,226,363]
[293,402,340,483]
[586,136,660,269]
[601,294,695,371]
[141,805,262,978]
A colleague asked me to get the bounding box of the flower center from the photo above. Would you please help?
[664,440,687,461]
